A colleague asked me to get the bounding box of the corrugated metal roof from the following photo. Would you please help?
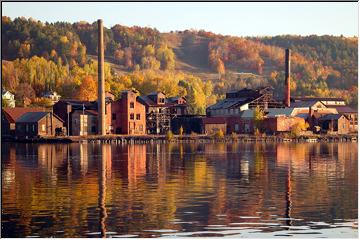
[318,114,344,121]
[326,105,357,113]
[265,108,295,117]
[290,101,324,108]
[207,98,249,110]
[138,95,157,106]
[296,113,309,119]
[16,112,50,123]
[2,107,45,123]
[240,109,255,118]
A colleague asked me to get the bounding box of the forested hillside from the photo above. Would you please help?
[2,16,358,111]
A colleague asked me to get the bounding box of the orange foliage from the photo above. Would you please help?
[78,75,97,101]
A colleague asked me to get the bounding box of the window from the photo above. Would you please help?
[130,113,134,120]
[130,102,134,108]
[112,113,116,120]
[42,124,45,131]
[139,124,143,131]
[32,124,35,132]
[136,114,140,120]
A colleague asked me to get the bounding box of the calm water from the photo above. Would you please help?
[1,142,358,238]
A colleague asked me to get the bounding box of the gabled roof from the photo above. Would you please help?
[166,96,186,104]
[138,95,156,106]
[290,100,325,108]
[326,105,357,114]
[16,112,64,123]
[318,114,346,121]
[207,98,249,110]
[2,107,45,123]
[138,95,173,107]
[148,91,165,96]
[2,90,14,96]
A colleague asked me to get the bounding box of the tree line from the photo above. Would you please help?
[1,16,357,109]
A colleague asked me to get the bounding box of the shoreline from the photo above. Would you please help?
[2,134,358,144]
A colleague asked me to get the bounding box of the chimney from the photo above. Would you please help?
[98,19,106,135]
[284,49,291,107]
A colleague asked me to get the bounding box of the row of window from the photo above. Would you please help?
[212,108,241,115]
[130,113,141,120]
[112,113,141,120]
[18,124,46,132]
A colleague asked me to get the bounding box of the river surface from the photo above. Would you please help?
[1,142,358,238]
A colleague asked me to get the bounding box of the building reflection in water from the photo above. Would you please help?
[80,143,88,176]
[1,142,358,238]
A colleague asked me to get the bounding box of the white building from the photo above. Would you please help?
[2,89,15,108]
[43,91,61,103]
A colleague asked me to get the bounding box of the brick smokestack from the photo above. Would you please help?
[98,19,106,135]
[284,49,291,107]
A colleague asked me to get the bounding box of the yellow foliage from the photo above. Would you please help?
[166,130,174,141]
[213,129,225,139]
[59,36,69,44]
[290,121,310,137]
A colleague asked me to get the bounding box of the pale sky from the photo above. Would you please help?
[2,2,358,37]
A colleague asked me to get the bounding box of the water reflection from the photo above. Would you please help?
[1,142,358,238]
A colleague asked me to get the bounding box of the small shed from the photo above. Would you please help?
[15,112,64,137]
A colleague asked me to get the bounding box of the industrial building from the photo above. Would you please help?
[138,92,187,134]
[111,90,146,135]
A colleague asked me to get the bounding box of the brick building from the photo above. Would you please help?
[111,90,146,135]
[53,99,112,136]
[263,116,305,134]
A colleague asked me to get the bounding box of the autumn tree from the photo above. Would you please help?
[156,45,175,70]
[253,106,264,133]
[78,75,97,101]
[290,121,309,137]
[15,82,35,106]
